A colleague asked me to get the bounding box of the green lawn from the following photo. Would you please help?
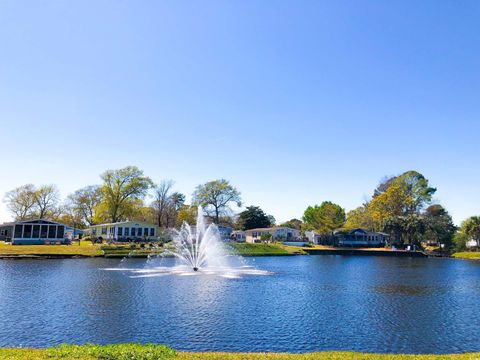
[0,344,477,360]
[227,242,304,256]
[0,242,103,257]
[452,252,480,260]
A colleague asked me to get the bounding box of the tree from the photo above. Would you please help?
[423,205,456,250]
[236,206,273,230]
[368,184,413,231]
[151,180,174,228]
[165,192,185,228]
[34,185,60,219]
[374,171,436,214]
[176,205,198,227]
[462,216,480,247]
[344,205,374,230]
[3,184,37,220]
[192,179,242,223]
[384,214,426,246]
[67,185,102,226]
[280,218,303,230]
[302,201,346,234]
[99,166,153,223]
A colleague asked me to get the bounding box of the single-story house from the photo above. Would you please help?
[217,225,233,242]
[88,221,159,242]
[466,239,479,248]
[0,219,68,245]
[305,230,322,244]
[245,227,300,243]
[335,228,389,247]
[231,230,246,242]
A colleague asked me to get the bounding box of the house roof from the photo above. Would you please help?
[245,226,298,232]
[1,219,66,226]
[90,220,157,227]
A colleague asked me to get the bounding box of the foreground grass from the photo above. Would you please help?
[0,345,479,360]
[452,252,480,260]
[0,243,103,257]
[227,242,301,256]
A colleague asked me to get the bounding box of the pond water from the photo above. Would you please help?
[0,256,479,354]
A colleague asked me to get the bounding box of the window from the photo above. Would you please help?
[118,227,123,236]
[101,227,107,235]
[124,227,130,236]
[92,228,97,235]
[109,227,114,235]
[56,226,64,239]
[150,228,155,236]
[14,225,23,238]
[32,225,40,238]
[48,226,57,238]
[40,225,48,238]
[144,228,148,236]
[131,228,136,237]
[23,225,32,238]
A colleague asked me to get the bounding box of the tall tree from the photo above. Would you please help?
[67,185,102,226]
[236,206,273,230]
[100,166,153,223]
[3,184,37,220]
[152,180,174,228]
[176,205,198,227]
[192,179,242,223]
[368,184,413,231]
[462,216,480,247]
[302,201,346,234]
[34,185,60,219]
[344,205,374,230]
[423,204,456,250]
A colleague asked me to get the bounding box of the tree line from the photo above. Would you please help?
[3,166,243,231]
[3,168,479,251]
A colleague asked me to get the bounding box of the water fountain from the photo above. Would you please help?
[105,207,272,278]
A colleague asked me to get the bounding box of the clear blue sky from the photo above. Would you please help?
[0,0,479,225]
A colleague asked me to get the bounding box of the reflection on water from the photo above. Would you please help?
[0,256,479,354]
[373,284,433,296]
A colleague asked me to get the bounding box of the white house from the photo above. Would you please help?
[231,230,246,242]
[245,227,300,243]
[89,221,159,242]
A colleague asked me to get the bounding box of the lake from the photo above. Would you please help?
[0,255,479,354]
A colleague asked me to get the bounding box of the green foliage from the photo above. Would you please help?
[423,205,456,250]
[192,179,241,223]
[279,218,303,230]
[47,343,176,360]
[302,201,346,234]
[236,206,273,230]
[452,252,480,260]
[0,344,479,360]
[99,166,154,223]
[176,205,198,227]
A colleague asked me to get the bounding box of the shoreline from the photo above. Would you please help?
[0,344,478,359]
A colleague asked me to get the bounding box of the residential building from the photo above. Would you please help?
[334,228,389,247]
[305,230,322,245]
[231,230,246,242]
[245,227,300,243]
[217,225,233,241]
[88,221,159,242]
[0,219,68,245]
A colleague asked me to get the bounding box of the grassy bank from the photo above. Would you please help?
[0,242,103,257]
[452,252,480,260]
[227,242,305,256]
[0,344,478,360]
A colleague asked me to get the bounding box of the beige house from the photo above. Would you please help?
[245,227,300,243]
[88,221,159,242]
